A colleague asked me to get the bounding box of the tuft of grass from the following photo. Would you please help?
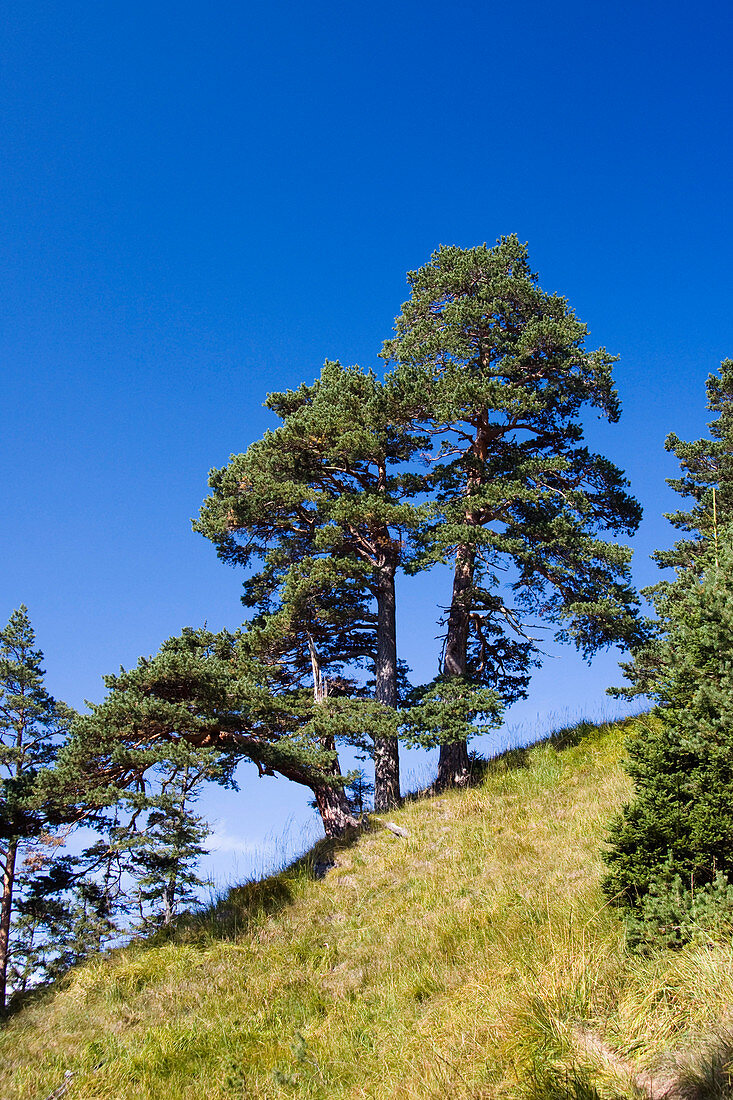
[3,716,733,1098]
[670,1030,733,1100]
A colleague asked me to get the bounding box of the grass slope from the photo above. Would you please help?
[4,718,733,1100]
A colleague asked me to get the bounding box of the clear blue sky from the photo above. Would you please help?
[2,0,731,880]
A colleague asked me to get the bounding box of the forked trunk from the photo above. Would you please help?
[436,542,475,790]
[373,564,400,811]
[0,840,18,1013]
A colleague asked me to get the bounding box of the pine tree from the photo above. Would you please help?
[7,802,135,992]
[128,755,210,929]
[56,871,125,965]
[59,626,363,839]
[0,607,73,1010]
[195,360,428,810]
[382,237,642,787]
[658,358,733,571]
[6,853,77,996]
[241,556,392,826]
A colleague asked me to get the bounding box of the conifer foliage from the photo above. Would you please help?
[383,237,642,787]
[16,239,644,951]
[128,756,211,930]
[193,243,641,801]
[195,360,428,810]
[605,361,733,938]
[604,531,733,928]
[658,359,733,571]
[0,607,73,1010]
[61,627,364,839]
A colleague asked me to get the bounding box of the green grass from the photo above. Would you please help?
[4,717,733,1099]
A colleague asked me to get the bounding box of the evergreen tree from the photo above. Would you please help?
[658,358,733,571]
[72,811,138,951]
[128,755,210,929]
[59,626,364,838]
[615,359,733,700]
[0,607,73,1010]
[604,527,733,929]
[241,555,391,823]
[195,361,427,810]
[6,852,78,995]
[605,361,733,936]
[382,237,642,787]
[55,869,126,964]
[9,786,135,992]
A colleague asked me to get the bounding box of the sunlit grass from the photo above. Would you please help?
[3,716,733,1098]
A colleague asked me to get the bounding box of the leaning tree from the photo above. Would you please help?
[58,625,383,839]
[195,360,427,810]
[383,236,642,787]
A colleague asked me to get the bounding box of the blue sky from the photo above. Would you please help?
[2,0,732,880]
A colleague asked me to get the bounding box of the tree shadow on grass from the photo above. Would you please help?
[0,827,368,1020]
[3,981,58,1020]
[182,822,368,942]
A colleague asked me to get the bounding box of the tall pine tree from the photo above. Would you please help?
[383,237,642,787]
[195,361,427,810]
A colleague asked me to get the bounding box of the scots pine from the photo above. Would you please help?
[383,237,642,787]
[195,361,428,810]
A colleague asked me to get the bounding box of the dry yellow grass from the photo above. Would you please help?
[3,719,733,1099]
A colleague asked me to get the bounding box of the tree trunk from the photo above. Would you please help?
[303,643,362,836]
[312,780,360,838]
[436,417,491,791]
[277,761,358,838]
[162,881,174,927]
[436,542,475,790]
[0,840,18,1012]
[373,563,400,811]
[443,543,475,678]
[302,733,359,838]
[436,738,471,790]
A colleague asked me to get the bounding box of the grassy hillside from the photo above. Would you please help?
[4,719,733,1100]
